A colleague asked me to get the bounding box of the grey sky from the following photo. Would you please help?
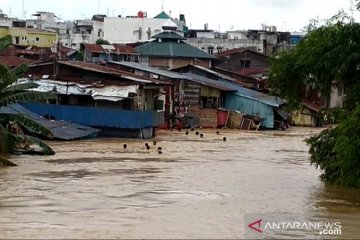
[1,0,359,32]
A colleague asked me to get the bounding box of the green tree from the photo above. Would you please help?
[0,63,56,167]
[306,106,360,187]
[269,14,360,110]
[268,13,360,188]
[95,38,110,45]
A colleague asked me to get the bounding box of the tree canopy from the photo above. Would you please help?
[268,12,360,188]
[95,38,110,45]
[268,15,360,110]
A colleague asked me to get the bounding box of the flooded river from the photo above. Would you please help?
[1,127,360,239]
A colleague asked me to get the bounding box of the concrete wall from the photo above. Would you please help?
[0,28,57,47]
[291,108,314,127]
[104,17,170,44]
[329,85,344,108]
[186,38,265,54]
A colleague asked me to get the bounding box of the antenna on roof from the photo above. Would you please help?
[22,0,25,19]
[161,0,164,11]
[98,0,100,14]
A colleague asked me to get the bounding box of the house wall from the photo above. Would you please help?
[200,86,220,97]
[182,80,201,105]
[328,85,344,108]
[62,20,104,50]
[192,58,211,69]
[224,93,275,128]
[148,57,171,69]
[215,51,268,72]
[104,17,171,44]
[21,102,159,129]
[7,28,57,47]
[187,105,217,128]
[196,31,215,39]
[172,58,192,69]
[0,27,9,38]
[186,38,265,54]
[291,108,314,127]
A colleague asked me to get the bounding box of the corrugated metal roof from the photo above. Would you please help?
[218,80,283,107]
[177,64,237,82]
[182,73,237,92]
[216,47,268,58]
[303,100,322,112]
[111,62,238,92]
[108,61,190,80]
[84,44,103,52]
[0,56,34,67]
[58,61,170,85]
[84,44,137,54]
[213,67,262,81]
[153,11,171,19]
[0,103,100,140]
[135,41,216,59]
[151,31,186,40]
[234,66,267,76]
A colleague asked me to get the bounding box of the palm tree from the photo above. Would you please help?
[0,63,56,167]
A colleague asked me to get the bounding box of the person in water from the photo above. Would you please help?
[173,99,187,131]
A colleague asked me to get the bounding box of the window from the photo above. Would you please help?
[36,37,40,41]
[98,29,103,37]
[208,47,214,55]
[112,54,119,62]
[240,59,251,67]
[201,96,219,108]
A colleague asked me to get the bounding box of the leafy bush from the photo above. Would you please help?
[306,106,360,187]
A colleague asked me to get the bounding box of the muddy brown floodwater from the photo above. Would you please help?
[1,127,360,239]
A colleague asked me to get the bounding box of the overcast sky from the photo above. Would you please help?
[1,0,359,32]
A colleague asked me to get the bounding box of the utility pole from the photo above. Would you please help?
[98,0,100,14]
[22,0,25,19]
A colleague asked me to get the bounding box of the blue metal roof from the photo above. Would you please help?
[217,80,283,107]
[0,104,100,140]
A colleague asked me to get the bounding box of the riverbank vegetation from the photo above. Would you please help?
[269,11,360,188]
[0,63,56,167]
